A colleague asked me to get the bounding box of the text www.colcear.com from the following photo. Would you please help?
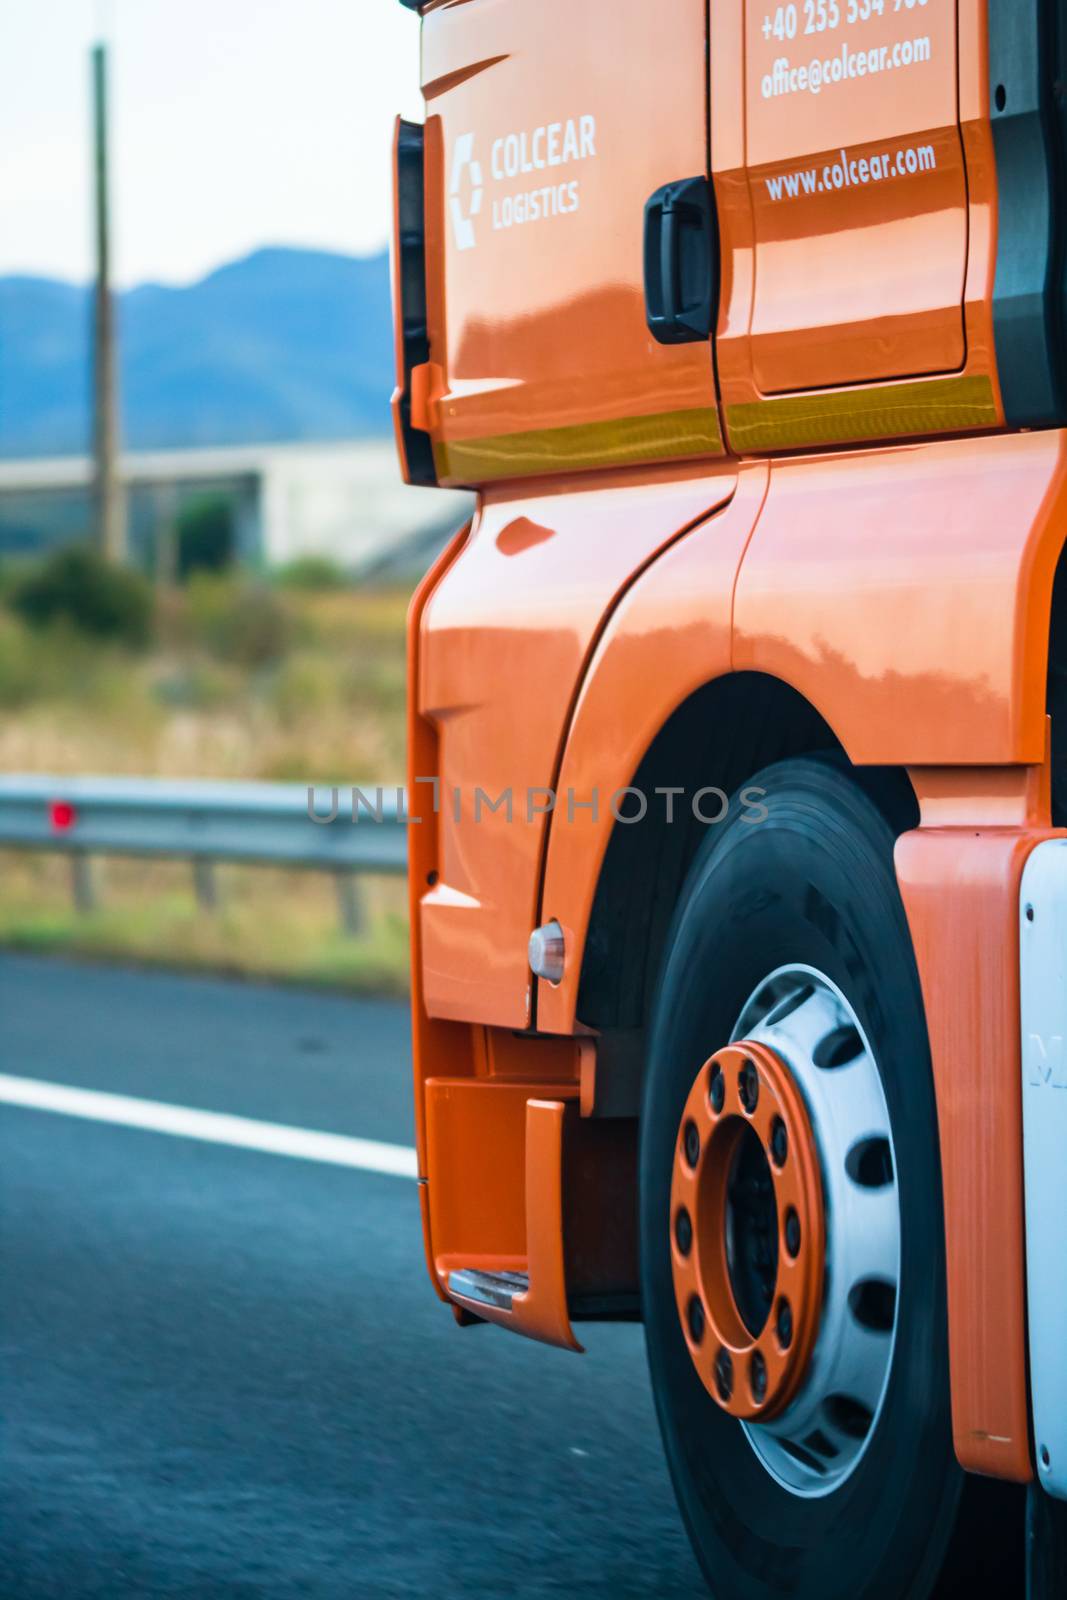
[761,34,931,99]
[765,140,936,201]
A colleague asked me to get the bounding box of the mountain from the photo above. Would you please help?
[0,246,395,459]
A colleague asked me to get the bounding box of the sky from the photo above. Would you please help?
[0,0,423,288]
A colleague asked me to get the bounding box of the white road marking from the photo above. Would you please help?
[0,1073,418,1178]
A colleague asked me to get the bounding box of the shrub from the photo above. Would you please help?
[152,660,234,711]
[185,574,292,667]
[268,652,341,727]
[0,556,38,606]
[339,652,406,711]
[0,616,41,707]
[274,555,348,591]
[176,495,235,580]
[9,545,153,648]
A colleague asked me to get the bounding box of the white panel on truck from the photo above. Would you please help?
[1020,839,1067,1503]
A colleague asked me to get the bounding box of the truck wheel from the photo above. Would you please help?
[640,756,1023,1599]
[1028,1485,1067,1599]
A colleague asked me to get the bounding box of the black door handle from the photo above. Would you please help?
[643,176,717,345]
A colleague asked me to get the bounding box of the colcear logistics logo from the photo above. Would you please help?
[449,132,483,252]
[448,114,597,251]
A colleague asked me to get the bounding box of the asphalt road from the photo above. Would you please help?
[0,955,702,1600]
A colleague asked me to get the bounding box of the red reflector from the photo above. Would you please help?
[49,800,77,832]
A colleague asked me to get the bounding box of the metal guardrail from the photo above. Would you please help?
[0,776,407,933]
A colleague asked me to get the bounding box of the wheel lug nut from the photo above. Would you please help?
[687,1295,705,1344]
[776,1298,793,1350]
[683,1119,700,1168]
[770,1116,787,1166]
[739,1059,759,1113]
[784,1207,801,1258]
[675,1207,693,1257]
[750,1349,767,1404]
[708,1066,725,1113]
[715,1347,733,1402]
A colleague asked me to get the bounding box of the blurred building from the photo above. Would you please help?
[0,438,471,575]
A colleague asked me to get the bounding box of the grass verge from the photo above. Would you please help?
[0,851,410,995]
[0,572,414,991]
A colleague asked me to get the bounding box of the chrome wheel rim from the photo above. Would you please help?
[730,963,900,1497]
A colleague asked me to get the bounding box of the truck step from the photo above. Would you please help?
[448,1268,529,1311]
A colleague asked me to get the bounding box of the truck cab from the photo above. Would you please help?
[392,3,1067,1594]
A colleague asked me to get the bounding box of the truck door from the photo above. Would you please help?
[415,0,724,486]
[404,0,738,1030]
[715,0,971,437]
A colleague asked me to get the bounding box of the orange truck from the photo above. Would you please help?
[390,2,1067,1594]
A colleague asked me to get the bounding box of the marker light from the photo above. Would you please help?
[49,799,77,832]
[528,919,566,984]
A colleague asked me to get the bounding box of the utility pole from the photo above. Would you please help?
[91,41,126,563]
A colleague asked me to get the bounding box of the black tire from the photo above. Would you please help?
[1028,1485,1067,1600]
[640,756,1024,1600]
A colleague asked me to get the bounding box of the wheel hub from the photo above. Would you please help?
[670,1039,825,1421]
[671,964,902,1496]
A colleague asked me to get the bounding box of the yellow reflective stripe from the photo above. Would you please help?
[432,405,724,484]
[429,375,998,481]
[725,374,998,453]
